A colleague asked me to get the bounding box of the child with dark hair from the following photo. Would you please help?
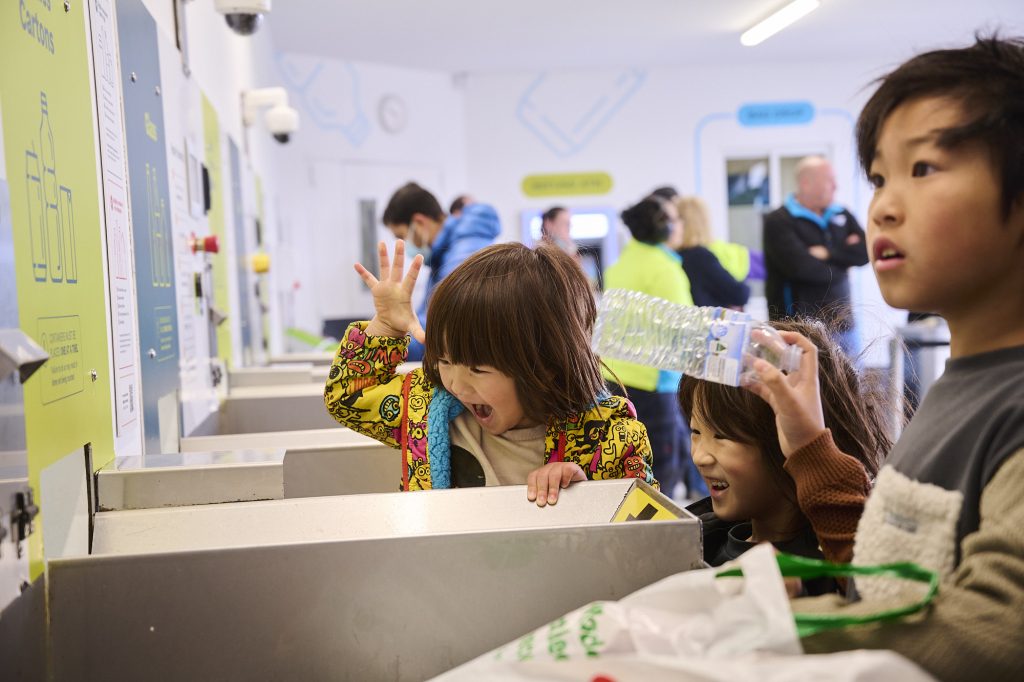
[679,319,888,591]
[769,36,1024,681]
[325,241,656,505]
[603,196,692,499]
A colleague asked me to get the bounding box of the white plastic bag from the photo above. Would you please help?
[433,650,935,682]
[432,545,935,682]
[433,545,795,677]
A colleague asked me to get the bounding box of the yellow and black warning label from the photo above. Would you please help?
[611,485,682,523]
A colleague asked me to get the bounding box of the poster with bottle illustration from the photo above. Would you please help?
[117,0,180,454]
[0,0,116,576]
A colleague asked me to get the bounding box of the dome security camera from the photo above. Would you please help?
[265,103,299,144]
[214,0,271,36]
[242,87,300,144]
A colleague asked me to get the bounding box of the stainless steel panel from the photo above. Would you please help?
[180,427,374,453]
[228,364,315,388]
[51,481,702,681]
[283,443,401,497]
[96,450,287,511]
[0,576,45,682]
[91,479,648,555]
[219,386,341,433]
[268,351,335,365]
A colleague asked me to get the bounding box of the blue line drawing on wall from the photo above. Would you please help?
[276,53,371,148]
[25,91,77,285]
[515,68,646,158]
[693,112,733,196]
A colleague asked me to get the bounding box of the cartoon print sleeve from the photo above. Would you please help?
[591,400,658,488]
[324,321,409,448]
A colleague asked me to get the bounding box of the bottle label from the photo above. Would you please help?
[702,317,751,386]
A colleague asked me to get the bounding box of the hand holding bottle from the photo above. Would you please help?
[741,330,827,458]
[355,240,425,342]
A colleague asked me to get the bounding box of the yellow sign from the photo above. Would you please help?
[611,485,682,523]
[203,94,232,365]
[521,172,613,198]
[2,0,116,576]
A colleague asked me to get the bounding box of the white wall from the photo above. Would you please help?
[463,59,908,365]
[273,54,467,340]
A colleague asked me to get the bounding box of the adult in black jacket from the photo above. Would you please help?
[676,196,750,308]
[763,156,868,353]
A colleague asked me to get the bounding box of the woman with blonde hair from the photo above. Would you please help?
[675,196,750,309]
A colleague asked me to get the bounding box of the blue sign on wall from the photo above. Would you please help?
[737,101,815,127]
[118,0,179,453]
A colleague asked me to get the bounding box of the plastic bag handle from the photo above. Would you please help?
[717,552,939,638]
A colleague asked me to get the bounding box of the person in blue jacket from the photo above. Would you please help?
[382,182,500,359]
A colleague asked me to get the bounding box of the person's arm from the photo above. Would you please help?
[783,430,870,564]
[688,247,751,308]
[827,212,870,268]
[595,403,658,487]
[325,241,426,446]
[763,212,838,284]
[801,448,1024,682]
[324,322,409,447]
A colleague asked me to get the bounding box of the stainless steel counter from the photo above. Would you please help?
[49,480,702,681]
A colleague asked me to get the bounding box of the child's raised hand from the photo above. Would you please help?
[355,241,425,342]
[741,330,827,458]
[527,462,586,507]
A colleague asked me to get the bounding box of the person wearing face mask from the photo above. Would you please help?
[382,182,501,360]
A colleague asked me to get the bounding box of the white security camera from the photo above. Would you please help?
[214,0,271,36]
[242,87,299,144]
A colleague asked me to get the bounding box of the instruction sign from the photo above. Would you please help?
[1,0,116,576]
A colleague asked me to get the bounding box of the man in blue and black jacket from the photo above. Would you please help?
[763,156,868,354]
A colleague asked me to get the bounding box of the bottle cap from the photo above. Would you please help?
[782,343,803,373]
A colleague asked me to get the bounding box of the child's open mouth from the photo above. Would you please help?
[706,478,730,498]
[471,403,493,421]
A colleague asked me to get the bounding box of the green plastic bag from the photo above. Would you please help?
[717,552,939,638]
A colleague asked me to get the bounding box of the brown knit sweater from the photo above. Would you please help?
[784,428,872,564]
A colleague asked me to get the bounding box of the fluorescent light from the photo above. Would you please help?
[741,0,821,47]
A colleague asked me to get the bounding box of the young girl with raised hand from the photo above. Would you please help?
[325,240,656,505]
[680,319,889,581]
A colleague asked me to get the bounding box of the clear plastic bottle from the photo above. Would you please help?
[592,289,802,387]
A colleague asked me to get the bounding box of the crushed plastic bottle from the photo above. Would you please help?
[592,289,802,387]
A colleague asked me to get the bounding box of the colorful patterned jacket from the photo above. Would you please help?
[324,322,658,491]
